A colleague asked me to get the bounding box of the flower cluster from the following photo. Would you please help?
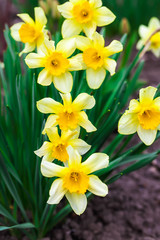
[11,1,121,215]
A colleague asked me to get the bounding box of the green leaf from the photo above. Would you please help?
[0,223,35,231]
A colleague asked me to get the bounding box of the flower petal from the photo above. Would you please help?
[104,58,117,76]
[153,97,160,110]
[68,55,83,71]
[83,21,96,38]
[35,7,47,28]
[45,127,59,143]
[56,38,76,58]
[82,153,109,174]
[42,115,58,134]
[139,86,157,103]
[41,160,66,178]
[61,128,80,141]
[47,179,67,204]
[89,0,102,8]
[17,13,34,25]
[136,39,144,50]
[34,141,53,157]
[88,175,108,196]
[67,146,81,166]
[62,19,82,38]
[25,53,44,68]
[104,40,123,57]
[76,36,92,51]
[19,42,35,56]
[60,93,72,106]
[92,32,105,48]
[149,17,160,30]
[54,72,73,93]
[57,2,73,18]
[137,125,157,146]
[128,99,140,112]
[73,93,96,111]
[69,139,91,155]
[65,192,87,215]
[10,22,23,41]
[94,6,116,26]
[78,111,97,132]
[37,69,53,86]
[138,25,149,39]
[152,49,160,58]
[118,112,138,135]
[38,39,55,56]
[86,67,106,89]
[42,152,54,162]
[37,98,63,114]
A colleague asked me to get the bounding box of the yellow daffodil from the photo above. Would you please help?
[41,146,109,215]
[37,92,96,134]
[118,86,160,146]
[25,38,81,93]
[35,126,91,162]
[137,17,160,57]
[75,32,123,89]
[57,0,115,38]
[10,7,48,56]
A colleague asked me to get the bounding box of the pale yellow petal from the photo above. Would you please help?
[136,39,144,50]
[118,112,138,135]
[78,111,97,132]
[25,53,44,68]
[42,115,58,134]
[60,93,72,106]
[76,36,92,51]
[138,25,149,39]
[86,67,106,89]
[65,192,87,215]
[19,42,35,56]
[104,40,123,57]
[17,13,34,25]
[69,139,91,155]
[57,2,73,18]
[89,0,102,8]
[35,7,47,28]
[62,19,82,38]
[67,146,81,166]
[139,86,157,103]
[94,6,116,27]
[38,39,55,56]
[41,160,66,178]
[73,93,95,110]
[82,153,109,174]
[152,49,160,58]
[37,97,63,114]
[45,127,59,143]
[153,97,160,110]
[88,175,108,196]
[92,31,105,47]
[137,125,157,146]
[10,22,23,41]
[53,72,73,93]
[104,58,117,76]
[56,38,76,58]
[34,141,53,157]
[47,179,67,204]
[83,21,96,38]
[37,69,53,86]
[128,99,140,112]
[68,55,83,71]
[149,17,160,30]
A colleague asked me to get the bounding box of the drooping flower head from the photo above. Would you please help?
[10,7,48,56]
[41,146,109,215]
[118,86,160,145]
[25,38,82,93]
[35,126,91,162]
[37,92,96,134]
[75,32,123,89]
[57,0,115,38]
[137,17,160,57]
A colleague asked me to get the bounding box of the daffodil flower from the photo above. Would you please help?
[41,146,109,215]
[118,86,160,146]
[35,126,91,162]
[25,38,81,93]
[137,17,160,57]
[10,7,48,56]
[57,0,115,38]
[37,92,96,134]
[75,32,123,89]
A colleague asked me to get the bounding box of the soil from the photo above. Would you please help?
[1,1,160,239]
